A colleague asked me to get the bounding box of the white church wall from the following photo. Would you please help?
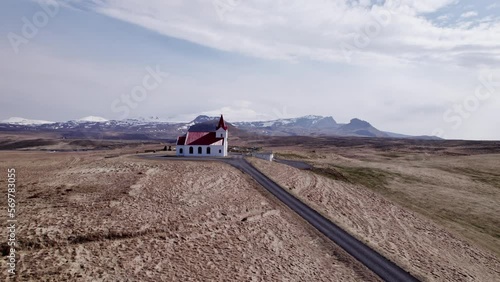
[176,145,226,157]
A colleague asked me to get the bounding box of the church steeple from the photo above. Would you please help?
[216,114,228,131]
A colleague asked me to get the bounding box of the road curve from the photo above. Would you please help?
[223,157,419,282]
[138,154,419,282]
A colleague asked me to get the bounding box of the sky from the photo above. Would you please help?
[0,0,499,140]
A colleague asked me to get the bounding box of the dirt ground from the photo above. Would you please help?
[248,146,500,282]
[0,150,378,281]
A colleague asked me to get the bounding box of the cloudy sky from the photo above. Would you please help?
[0,0,499,139]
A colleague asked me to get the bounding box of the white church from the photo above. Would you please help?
[176,115,228,157]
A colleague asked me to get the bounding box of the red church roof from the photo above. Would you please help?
[185,132,223,146]
[216,115,228,130]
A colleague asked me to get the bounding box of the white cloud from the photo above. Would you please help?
[460,11,478,18]
[487,3,498,10]
[54,0,498,69]
[436,14,450,22]
[407,0,458,13]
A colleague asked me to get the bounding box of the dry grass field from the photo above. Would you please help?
[0,149,378,281]
[1,133,499,281]
[247,139,500,281]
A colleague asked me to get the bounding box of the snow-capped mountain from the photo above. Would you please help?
[126,116,173,123]
[234,116,338,132]
[1,117,55,125]
[233,116,438,139]
[77,116,109,123]
[233,115,390,137]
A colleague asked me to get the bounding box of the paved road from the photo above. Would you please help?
[224,158,419,282]
[139,154,419,282]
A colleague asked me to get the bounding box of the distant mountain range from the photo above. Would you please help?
[233,115,392,137]
[0,115,439,140]
[232,115,438,139]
